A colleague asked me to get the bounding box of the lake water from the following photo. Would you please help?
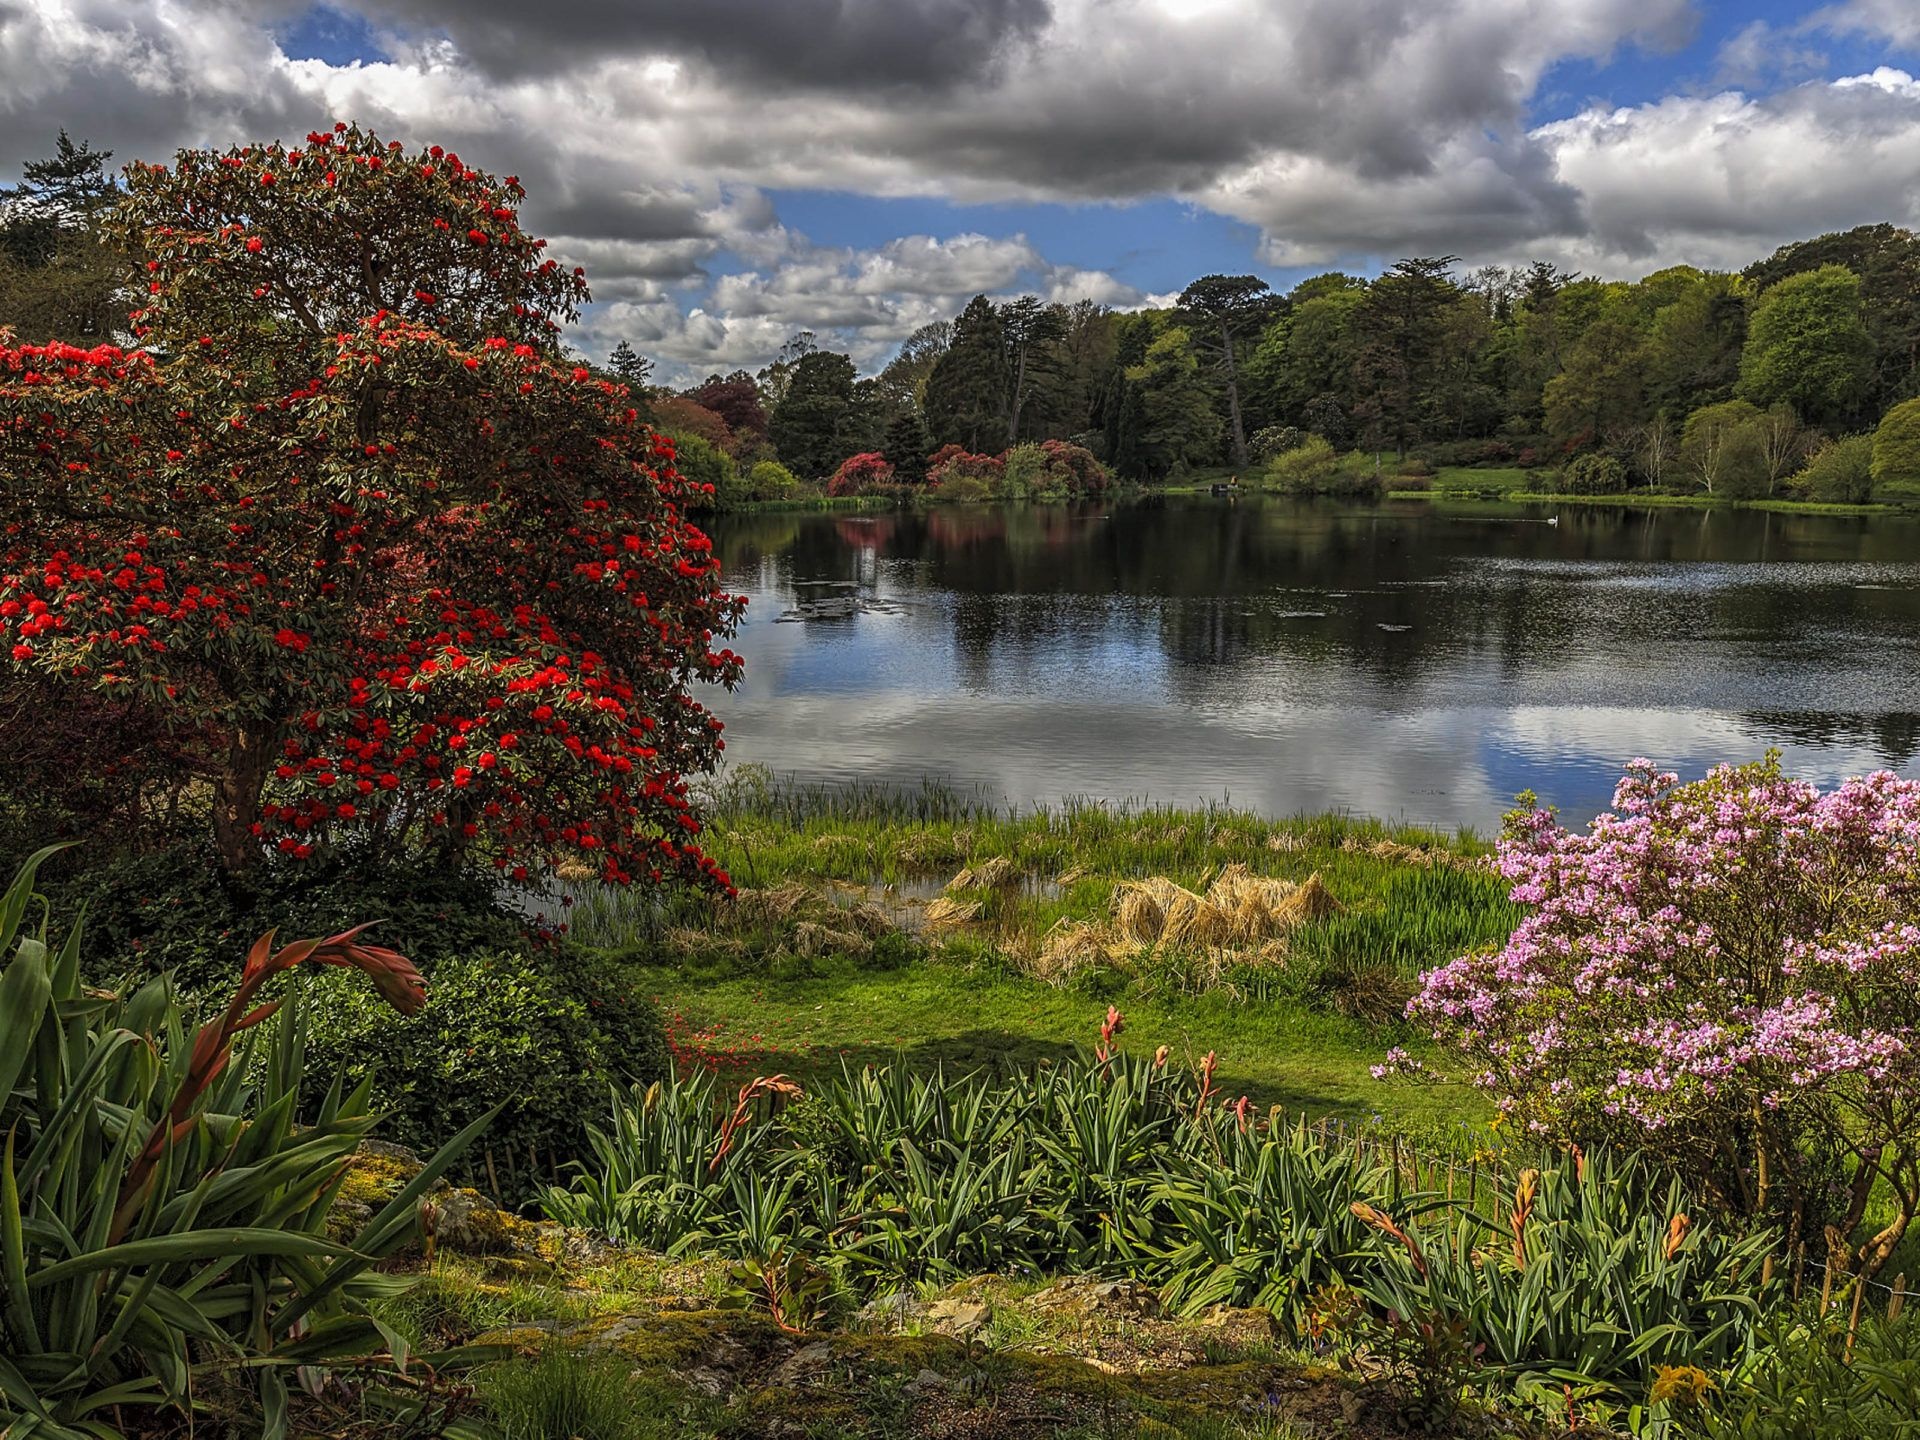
[702,496,1920,832]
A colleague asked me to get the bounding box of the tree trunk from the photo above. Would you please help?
[1007,346,1028,449]
[1222,325,1247,469]
[211,726,271,872]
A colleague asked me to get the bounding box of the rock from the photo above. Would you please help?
[1031,1276,1161,1319]
[923,1297,990,1338]
[769,1341,834,1387]
[683,1366,732,1399]
[903,1368,958,1398]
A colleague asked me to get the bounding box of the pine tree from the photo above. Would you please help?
[883,408,933,484]
[924,295,1007,451]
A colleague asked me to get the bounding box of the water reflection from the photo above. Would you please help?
[704,497,1920,830]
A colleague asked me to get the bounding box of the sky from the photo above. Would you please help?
[2,0,1920,383]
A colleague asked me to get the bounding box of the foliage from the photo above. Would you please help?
[1686,1304,1920,1437]
[1680,401,1769,498]
[1001,438,1111,496]
[1791,434,1876,504]
[547,1047,1770,1421]
[924,294,1009,453]
[1260,436,1341,493]
[684,371,768,447]
[302,946,671,1203]
[1872,397,1920,496]
[479,1343,681,1440]
[0,847,493,1438]
[1403,758,1920,1280]
[1560,452,1630,495]
[29,841,530,998]
[0,124,745,889]
[651,395,735,454]
[659,430,740,509]
[880,408,933,484]
[769,349,865,479]
[825,450,897,498]
[926,443,1006,500]
[743,458,804,501]
[1122,325,1224,479]
[1354,1154,1773,1421]
[1178,275,1279,467]
[1738,264,1874,429]
[0,132,122,344]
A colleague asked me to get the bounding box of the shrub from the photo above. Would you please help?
[1560,452,1629,494]
[36,842,532,998]
[1872,396,1920,496]
[926,443,1005,501]
[661,429,739,506]
[1401,758,1920,1280]
[1688,1304,1920,1437]
[745,458,804,501]
[1249,424,1304,462]
[826,450,896,497]
[1001,438,1111,497]
[0,847,488,1435]
[303,945,670,1204]
[546,1042,1772,1422]
[1261,435,1340,492]
[0,125,745,889]
[1792,434,1876,503]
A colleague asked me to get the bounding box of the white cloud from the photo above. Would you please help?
[3,0,1919,375]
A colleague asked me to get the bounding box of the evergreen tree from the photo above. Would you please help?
[1123,325,1222,478]
[0,131,122,342]
[1177,274,1279,467]
[999,294,1067,445]
[882,408,933,483]
[924,295,1008,451]
[769,349,859,480]
[608,341,653,389]
[1352,257,1460,459]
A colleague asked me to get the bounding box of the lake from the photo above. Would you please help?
[701,496,1920,832]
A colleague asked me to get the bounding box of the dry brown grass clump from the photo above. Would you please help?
[1111,866,1336,954]
[922,896,984,932]
[947,856,1020,892]
[1340,835,1469,870]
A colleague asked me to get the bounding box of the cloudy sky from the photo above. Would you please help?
[3,0,1919,381]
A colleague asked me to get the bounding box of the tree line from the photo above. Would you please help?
[7,131,1920,503]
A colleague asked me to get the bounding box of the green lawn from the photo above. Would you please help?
[631,960,1487,1134]
[1431,465,1533,491]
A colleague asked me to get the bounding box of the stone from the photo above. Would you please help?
[768,1341,835,1387]
[923,1297,990,1338]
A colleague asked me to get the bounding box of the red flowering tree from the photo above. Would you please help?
[0,125,744,889]
[826,451,896,497]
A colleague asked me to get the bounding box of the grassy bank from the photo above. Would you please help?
[1509,489,1902,514]
[567,775,1517,1138]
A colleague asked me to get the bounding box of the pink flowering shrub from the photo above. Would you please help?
[1400,756,1920,1280]
[826,451,896,497]
[925,444,1005,501]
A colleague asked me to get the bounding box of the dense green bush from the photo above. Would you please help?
[33,842,530,997]
[304,945,670,1204]
[1872,396,1920,497]
[663,429,740,506]
[1561,452,1630,494]
[1261,435,1341,492]
[744,458,804,500]
[1792,434,1876,503]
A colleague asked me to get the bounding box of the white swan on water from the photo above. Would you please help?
[1547,515,1559,526]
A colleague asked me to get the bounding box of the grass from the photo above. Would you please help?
[633,965,1481,1131]
[575,769,1512,1135]
[1511,489,1901,514]
[1428,466,1533,493]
